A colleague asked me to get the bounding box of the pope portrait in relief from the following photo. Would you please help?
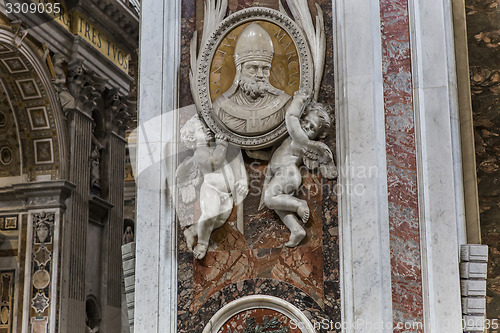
[212,22,292,136]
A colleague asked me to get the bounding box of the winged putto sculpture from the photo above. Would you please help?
[260,89,337,247]
[176,115,248,259]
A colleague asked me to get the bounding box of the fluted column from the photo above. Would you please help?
[101,131,126,332]
[59,108,93,332]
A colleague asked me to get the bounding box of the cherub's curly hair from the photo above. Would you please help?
[180,115,205,149]
[303,102,332,139]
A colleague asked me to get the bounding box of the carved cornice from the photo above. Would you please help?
[67,0,139,52]
[0,180,76,211]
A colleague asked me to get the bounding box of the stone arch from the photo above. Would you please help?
[0,27,68,184]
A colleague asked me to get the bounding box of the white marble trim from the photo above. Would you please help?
[135,0,181,332]
[334,0,393,332]
[408,0,465,331]
[22,213,33,331]
[202,295,315,333]
[49,210,59,333]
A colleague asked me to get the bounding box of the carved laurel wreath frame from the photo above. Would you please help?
[194,7,314,149]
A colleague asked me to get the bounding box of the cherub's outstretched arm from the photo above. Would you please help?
[285,90,311,145]
[192,133,228,170]
[210,133,228,168]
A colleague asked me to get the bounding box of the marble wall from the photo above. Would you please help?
[177,1,339,332]
[466,0,500,326]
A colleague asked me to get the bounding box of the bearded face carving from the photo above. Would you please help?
[212,23,291,136]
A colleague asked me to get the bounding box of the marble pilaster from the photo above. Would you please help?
[408,0,465,330]
[134,0,181,332]
[101,132,127,331]
[334,0,393,331]
[58,109,93,332]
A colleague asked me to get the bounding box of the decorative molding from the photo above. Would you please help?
[0,180,75,211]
[27,106,50,130]
[1,57,28,74]
[15,78,41,100]
[33,139,54,165]
[23,210,61,333]
[31,292,49,314]
[202,295,315,333]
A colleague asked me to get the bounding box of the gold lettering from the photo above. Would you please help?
[286,51,297,62]
[273,28,287,42]
[84,22,91,39]
[288,61,299,86]
[281,41,292,51]
[74,15,131,73]
[211,67,222,75]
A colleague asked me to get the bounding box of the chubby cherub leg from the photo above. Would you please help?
[192,185,233,259]
[183,224,197,251]
[263,167,310,223]
[276,210,306,247]
[193,216,213,260]
[266,195,310,223]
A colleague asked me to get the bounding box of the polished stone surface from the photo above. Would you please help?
[466,0,500,323]
[379,0,423,329]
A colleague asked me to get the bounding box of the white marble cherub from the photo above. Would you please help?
[176,115,248,259]
[260,89,337,247]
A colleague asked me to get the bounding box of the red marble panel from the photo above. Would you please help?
[192,246,324,313]
[379,0,424,330]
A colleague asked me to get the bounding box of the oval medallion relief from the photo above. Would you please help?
[197,7,313,149]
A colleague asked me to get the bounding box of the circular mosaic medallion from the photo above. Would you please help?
[32,269,50,290]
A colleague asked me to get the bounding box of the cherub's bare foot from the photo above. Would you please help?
[184,228,196,251]
[285,229,306,247]
[193,243,208,260]
[297,202,310,223]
